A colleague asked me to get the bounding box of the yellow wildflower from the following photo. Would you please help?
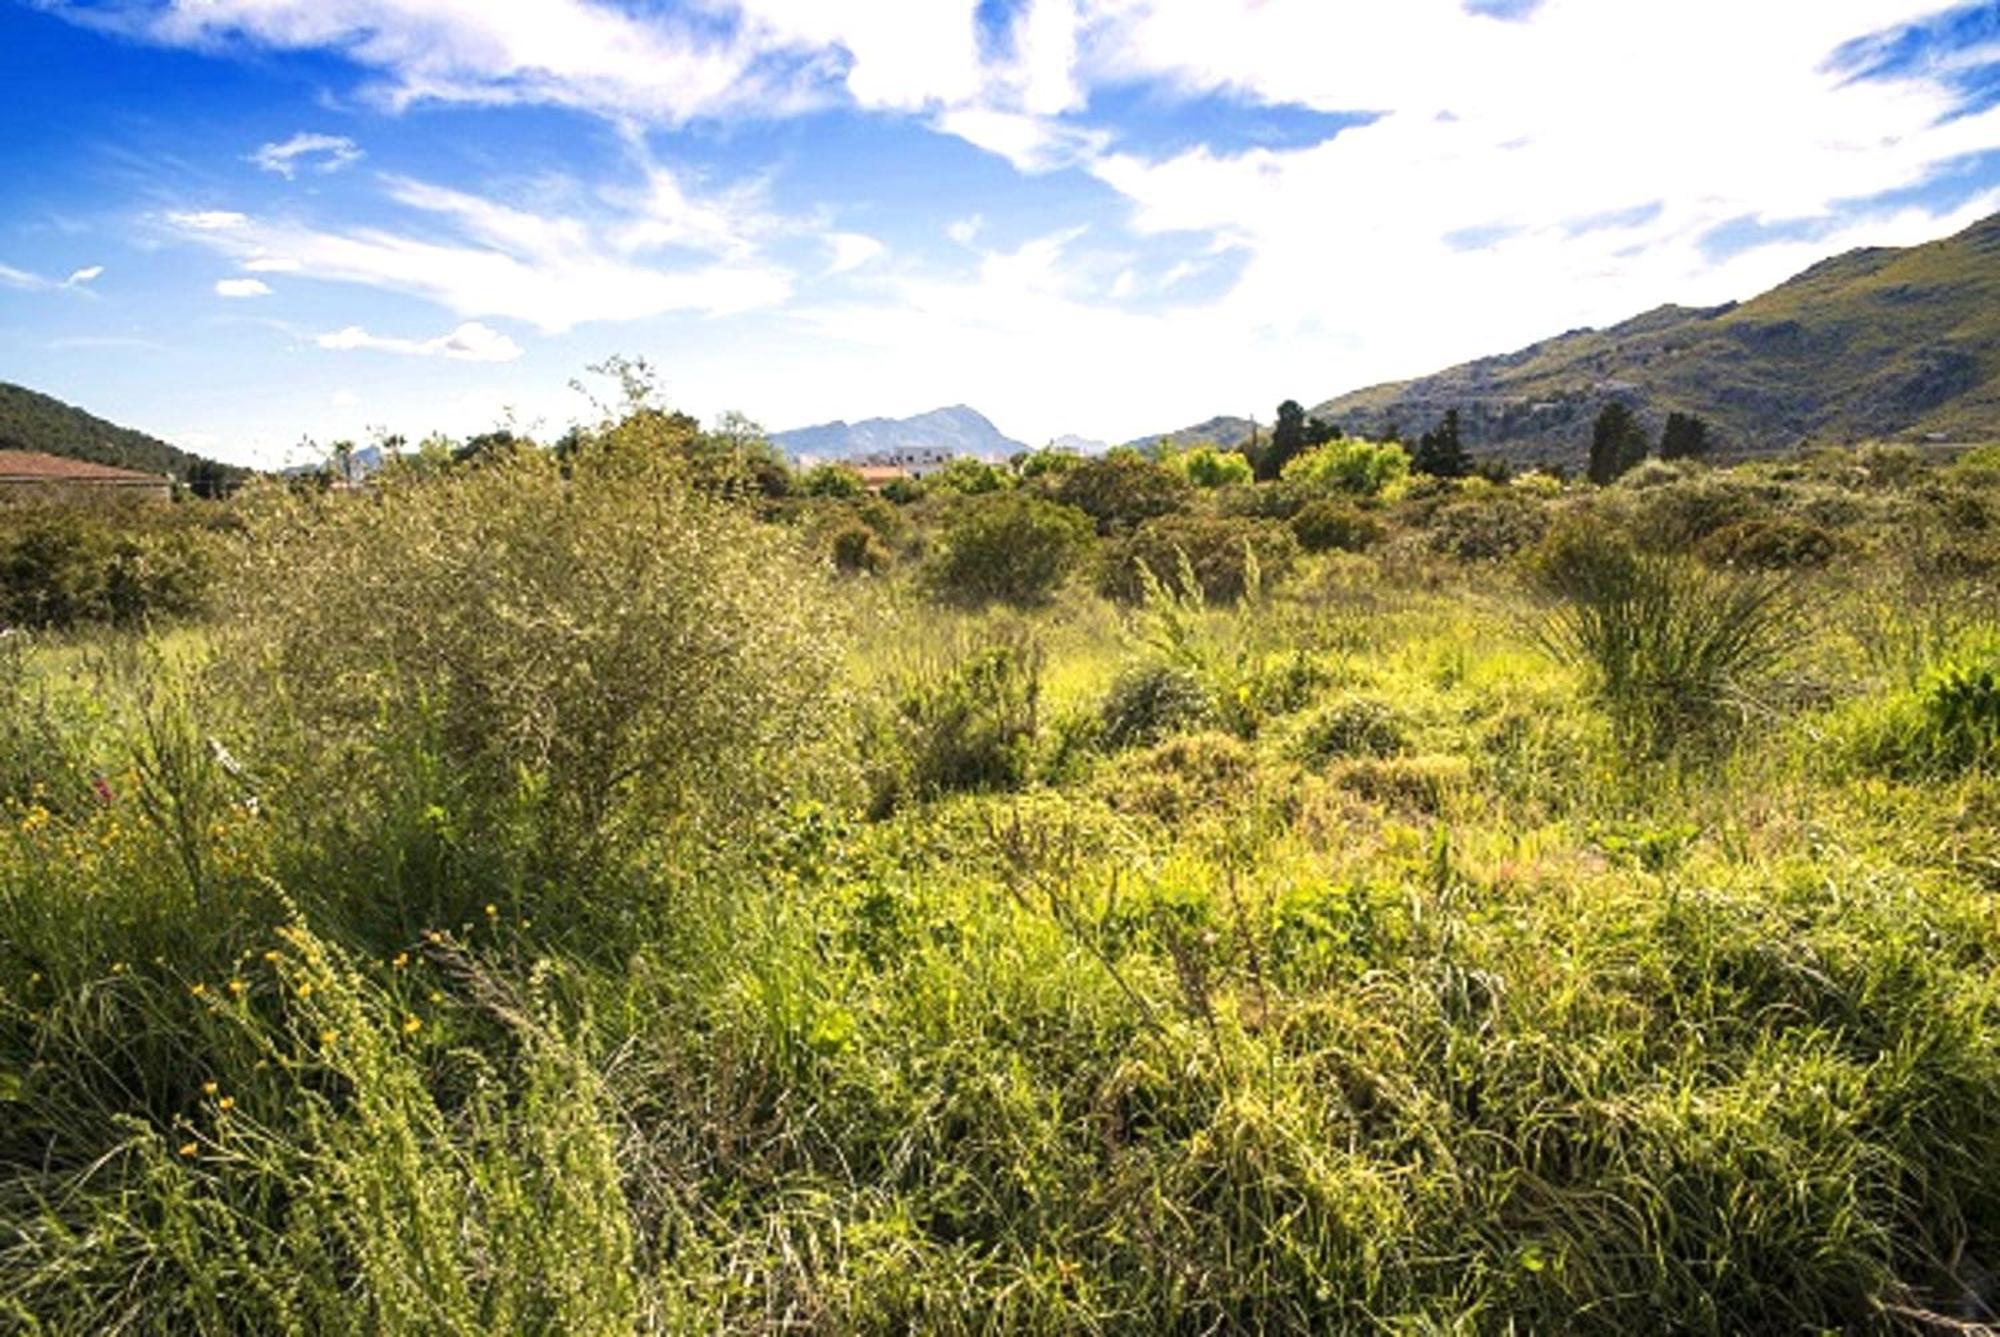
[202,1081,218,1096]
[392,952,410,970]
[401,1016,422,1035]
[217,1097,235,1112]
[178,1142,198,1159]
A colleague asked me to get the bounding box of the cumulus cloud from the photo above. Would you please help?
[251,132,364,178]
[317,321,524,362]
[59,0,2000,443]
[215,278,273,297]
[825,232,885,274]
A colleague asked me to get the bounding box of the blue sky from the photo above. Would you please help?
[2,0,1998,465]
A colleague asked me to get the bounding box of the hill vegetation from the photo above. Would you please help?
[1142,212,2000,466]
[3,388,1999,1329]
[0,382,251,494]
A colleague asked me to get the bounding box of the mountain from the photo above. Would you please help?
[1047,433,1109,455]
[1144,211,2000,464]
[0,381,251,490]
[772,404,1029,460]
[1126,415,1259,452]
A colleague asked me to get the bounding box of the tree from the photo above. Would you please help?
[1053,451,1191,533]
[1659,412,1712,461]
[1412,408,1473,478]
[928,494,1096,607]
[1588,402,1650,485]
[1259,400,1309,481]
[1304,416,1339,448]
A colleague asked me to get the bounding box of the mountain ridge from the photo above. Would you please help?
[772,404,1030,460]
[0,382,250,489]
[1138,211,2000,463]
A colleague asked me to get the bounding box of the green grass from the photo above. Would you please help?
[3,448,2000,1332]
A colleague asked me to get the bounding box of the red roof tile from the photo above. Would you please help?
[0,450,169,485]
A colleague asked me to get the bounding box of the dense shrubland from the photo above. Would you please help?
[3,411,2000,1332]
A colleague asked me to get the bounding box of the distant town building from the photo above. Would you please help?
[860,445,954,478]
[0,450,173,502]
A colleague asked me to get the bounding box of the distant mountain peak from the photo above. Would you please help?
[771,405,1028,461]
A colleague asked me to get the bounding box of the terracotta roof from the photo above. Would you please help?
[0,450,170,485]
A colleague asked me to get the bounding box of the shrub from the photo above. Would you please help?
[1329,754,1469,814]
[927,494,1095,608]
[1423,494,1550,561]
[829,522,893,575]
[1054,452,1191,533]
[221,451,845,885]
[0,505,218,631]
[1698,517,1837,570]
[1100,661,1214,749]
[1292,694,1409,763]
[1289,500,1384,553]
[1529,522,1805,754]
[1099,514,1299,605]
[1101,730,1256,822]
[869,634,1043,813]
[1281,439,1410,498]
[1626,474,1773,549]
[1838,633,2000,777]
[1168,444,1255,489]
[929,457,1012,495]
[800,463,865,498]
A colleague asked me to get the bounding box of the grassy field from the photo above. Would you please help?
[3,435,1999,1332]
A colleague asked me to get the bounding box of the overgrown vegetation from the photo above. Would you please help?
[4,401,2000,1332]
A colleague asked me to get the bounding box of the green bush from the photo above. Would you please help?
[1423,493,1550,561]
[222,451,846,890]
[1289,500,1384,553]
[1100,661,1214,749]
[927,494,1095,607]
[1053,451,1191,533]
[1838,633,2000,777]
[929,456,1012,495]
[1292,693,1409,762]
[1099,514,1299,605]
[1530,522,1805,754]
[0,504,217,630]
[1280,439,1410,498]
[1697,517,1837,570]
[829,521,893,575]
[800,462,865,498]
[1167,444,1255,489]
[869,633,1043,813]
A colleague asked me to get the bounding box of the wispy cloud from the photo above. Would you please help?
[1,260,106,292]
[165,162,795,331]
[317,320,524,362]
[215,277,273,298]
[251,131,364,178]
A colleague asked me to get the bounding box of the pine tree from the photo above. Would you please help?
[1659,411,1712,461]
[1259,400,1308,480]
[1413,408,1472,478]
[1587,402,1650,485]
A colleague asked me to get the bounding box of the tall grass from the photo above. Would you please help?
[4,451,2000,1331]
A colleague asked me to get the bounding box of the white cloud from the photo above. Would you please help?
[946,215,984,247]
[316,320,525,362]
[171,210,249,231]
[251,131,364,178]
[168,164,794,332]
[215,277,273,298]
[1,260,107,292]
[330,388,359,408]
[825,232,884,274]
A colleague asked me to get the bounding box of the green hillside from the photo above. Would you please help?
[0,381,250,491]
[1303,211,2000,463]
